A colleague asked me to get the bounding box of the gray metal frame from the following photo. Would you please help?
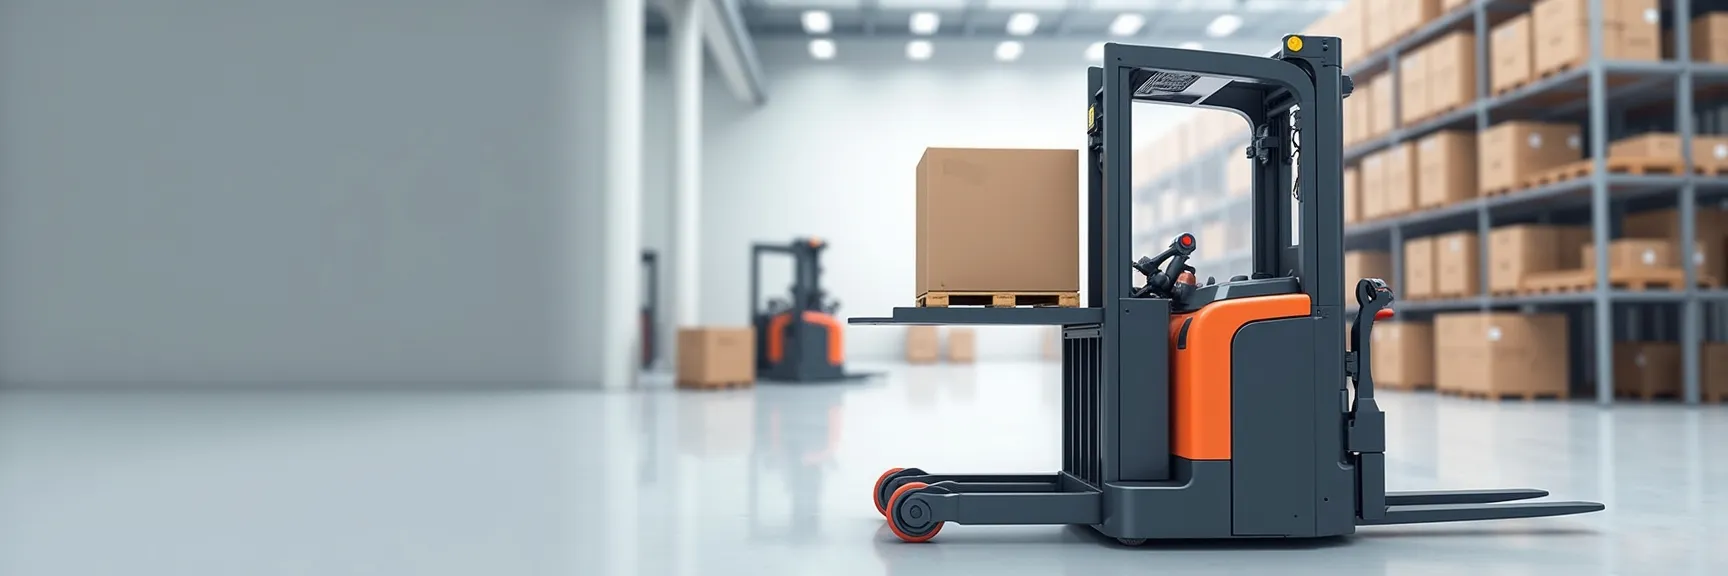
[1144,0,1728,406]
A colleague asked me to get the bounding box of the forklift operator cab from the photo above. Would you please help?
[861,36,1603,545]
[752,237,847,382]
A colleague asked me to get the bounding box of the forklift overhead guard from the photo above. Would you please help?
[852,36,1604,544]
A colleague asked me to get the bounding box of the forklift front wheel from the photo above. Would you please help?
[887,482,944,543]
[873,467,925,517]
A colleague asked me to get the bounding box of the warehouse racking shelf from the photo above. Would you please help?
[1133,0,1728,406]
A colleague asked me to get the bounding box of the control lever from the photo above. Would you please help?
[1347,278,1394,521]
[1131,233,1199,299]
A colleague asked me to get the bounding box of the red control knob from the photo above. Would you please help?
[1374,308,1395,321]
[1180,234,1194,247]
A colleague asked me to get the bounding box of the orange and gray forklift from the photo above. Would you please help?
[752,238,865,383]
[853,37,1603,544]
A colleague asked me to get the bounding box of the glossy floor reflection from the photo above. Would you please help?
[0,362,1723,575]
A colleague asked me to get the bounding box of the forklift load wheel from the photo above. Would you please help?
[886,482,944,543]
[872,467,924,517]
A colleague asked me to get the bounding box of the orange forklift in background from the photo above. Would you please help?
[752,238,859,382]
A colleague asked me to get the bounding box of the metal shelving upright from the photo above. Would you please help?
[1337,0,1728,405]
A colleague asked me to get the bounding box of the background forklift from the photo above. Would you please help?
[751,238,868,383]
[854,37,1603,544]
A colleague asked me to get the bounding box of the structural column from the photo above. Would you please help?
[671,0,705,340]
[604,0,645,390]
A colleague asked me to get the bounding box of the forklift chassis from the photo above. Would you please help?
[853,37,1603,544]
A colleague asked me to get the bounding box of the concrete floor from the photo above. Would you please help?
[0,361,1722,575]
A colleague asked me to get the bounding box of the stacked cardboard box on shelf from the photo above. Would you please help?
[1491,14,1535,94]
[1343,166,1362,224]
[1614,343,1681,399]
[1623,206,1727,282]
[1532,0,1661,77]
[1416,131,1477,209]
[1382,143,1416,216]
[1434,231,1480,298]
[1478,121,1582,193]
[1374,321,1436,390]
[1345,251,1391,303]
[1404,237,1436,299]
[1434,313,1570,398]
[1390,0,1443,40]
[1686,12,1728,63]
[1488,224,1590,293]
[1707,344,1728,402]
[1398,50,1427,127]
[1370,75,1395,138]
[1361,154,1386,220]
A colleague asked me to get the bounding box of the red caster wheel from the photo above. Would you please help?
[873,467,926,517]
[886,482,944,543]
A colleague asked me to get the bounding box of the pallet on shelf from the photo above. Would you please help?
[916,291,1080,309]
[1519,268,1719,293]
[1522,157,1687,188]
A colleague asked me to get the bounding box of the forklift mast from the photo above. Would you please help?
[750,238,833,316]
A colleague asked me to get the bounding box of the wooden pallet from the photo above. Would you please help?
[1521,268,1719,293]
[1490,77,1534,97]
[677,380,753,391]
[1456,389,1569,401]
[1481,184,1518,197]
[1383,382,1436,392]
[1523,157,1687,188]
[1696,163,1728,176]
[917,291,1080,308]
[1534,59,1583,81]
[1615,389,1680,402]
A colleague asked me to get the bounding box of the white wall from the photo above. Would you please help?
[0,0,611,387]
[665,38,1263,362]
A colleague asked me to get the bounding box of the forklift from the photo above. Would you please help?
[853,37,1603,544]
[752,237,863,383]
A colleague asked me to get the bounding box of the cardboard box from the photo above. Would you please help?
[1361,153,1386,219]
[1491,15,1534,94]
[1346,82,1370,145]
[1478,121,1583,193]
[1373,321,1436,389]
[946,328,976,364]
[1404,237,1437,299]
[1427,32,1479,114]
[1582,238,1678,271]
[676,327,756,387]
[1435,231,1480,297]
[1364,0,1391,54]
[1489,224,1580,292]
[1371,74,1395,136]
[1394,0,1443,37]
[1613,342,1680,399]
[1557,226,1594,268]
[1417,131,1478,208]
[906,326,939,364]
[1705,343,1728,401]
[1399,49,1430,125]
[1345,250,1392,304]
[1695,136,1728,165]
[1384,143,1416,215]
[916,148,1079,299]
[1344,166,1361,224]
[1434,312,1570,396]
[1443,0,1470,11]
[1533,0,1661,76]
[1692,13,1728,63]
[1609,133,1683,159]
[1339,0,1364,67]
[1623,207,1728,280]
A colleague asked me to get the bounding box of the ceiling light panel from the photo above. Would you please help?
[1090,0,1160,9]
[1206,14,1242,38]
[758,0,862,8]
[1006,12,1040,35]
[801,10,833,34]
[909,11,941,35]
[878,0,966,8]
[1086,42,1105,62]
[1109,13,1146,36]
[984,0,1071,11]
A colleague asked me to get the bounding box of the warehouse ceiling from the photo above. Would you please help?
[649,0,1340,41]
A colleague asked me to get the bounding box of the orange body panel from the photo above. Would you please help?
[767,311,846,366]
[1168,294,1312,461]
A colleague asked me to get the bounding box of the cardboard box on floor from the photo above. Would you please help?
[916,148,1079,300]
[1426,32,1479,115]
[677,327,756,387]
[946,328,977,364]
[1613,342,1681,399]
[1345,250,1392,303]
[1489,224,1589,292]
[1417,131,1477,209]
[1623,206,1727,280]
[1491,15,1534,94]
[1435,231,1480,297]
[1404,237,1436,299]
[1434,312,1569,396]
[1478,121,1583,193]
[1532,0,1661,77]
[1373,321,1435,390]
[906,326,940,364]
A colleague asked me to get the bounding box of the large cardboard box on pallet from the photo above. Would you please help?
[1398,49,1429,126]
[1416,131,1478,208]
[1338,0,1364,67]
[1435,231,1480,297]
[1361,153,1387,219]
[1363,0,1392,55]
[1489,224,1588,292]
[1609,133,1683,159]
[1345,81,1371,145]
[1343,166,1362,224]
[1370,74,1395,137]
[1426,32,1479,115]
[1443,0,1470,10]
[906,326,940,364]
[1491,15,1534,94]
[1581,238,1696,273]
[1695,136,1728,166]
[1392,0,1442,38]
[915,148,1080,302]
[1690,13,1728,63]
[1374,321,1435,390]
[1434,312,1569,397]
[1383,143,1417,216]
[1478,121,1583,193]
[677,327,756,388]
[946,328,976,364]
[1705,343,1728,402]
[1404,237,1437,299]
[1558,227,1595,268]
[1532,0,1661,77]
[1622,207,1725,282]
[1345,250,1392,304]
[1613,342,1680,399]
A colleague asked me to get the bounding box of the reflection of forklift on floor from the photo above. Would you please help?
[744,387,849,543]
[854,37,1603,545]
[751,238,868,383]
